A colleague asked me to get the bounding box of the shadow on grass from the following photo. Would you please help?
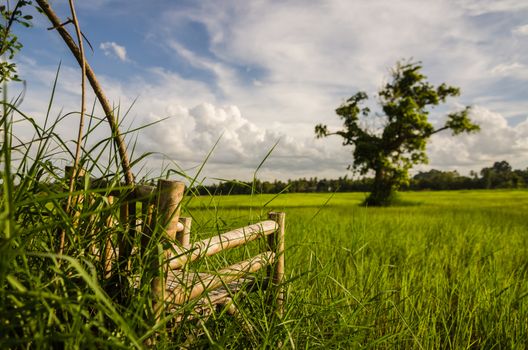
[359,192,425,207]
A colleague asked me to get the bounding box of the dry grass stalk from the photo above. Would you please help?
[60,0,86,255]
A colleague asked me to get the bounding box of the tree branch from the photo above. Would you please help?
[430,126,448,136]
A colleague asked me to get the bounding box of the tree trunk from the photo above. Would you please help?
[365,167,395,206]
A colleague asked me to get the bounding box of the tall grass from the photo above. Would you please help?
[188,191,528,348]
[0,65,290,348]
[1,73,142,347]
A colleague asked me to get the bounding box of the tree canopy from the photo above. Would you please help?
[315,60,480,205]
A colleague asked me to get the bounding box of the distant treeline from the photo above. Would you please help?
[196,161,528,195]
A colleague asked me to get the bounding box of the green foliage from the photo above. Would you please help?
[315,60,480,206]
[0,1,33,87]
[480,160,524,189]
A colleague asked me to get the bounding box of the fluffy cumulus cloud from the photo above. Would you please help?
[427,106,528,172]
[100,42,128,62]
[140,102,349,180]
[15,57,348,181]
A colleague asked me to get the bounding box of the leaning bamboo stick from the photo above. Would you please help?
[169,220,279,270]
[167,251,275,305]
[64,0,87,230]
[35,0,134,186]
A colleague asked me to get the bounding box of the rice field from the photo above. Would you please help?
[184,190,528,348]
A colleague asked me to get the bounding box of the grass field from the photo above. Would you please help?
[182,190,528,348]
[3,160,528,349]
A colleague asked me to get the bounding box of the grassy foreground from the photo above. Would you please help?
[2,164,528,349]
[185,190,528,348]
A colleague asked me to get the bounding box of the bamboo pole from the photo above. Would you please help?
[152,179,185,324]
[268,212,285,316]
[64,0,87,232]
[156,180,185,240]
[35,0,134,186]
[168,220,279,270]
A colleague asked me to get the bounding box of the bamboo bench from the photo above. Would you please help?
[148,180,285,325]
[66,172,286,327]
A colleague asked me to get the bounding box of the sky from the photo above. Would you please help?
[10,0,528,183]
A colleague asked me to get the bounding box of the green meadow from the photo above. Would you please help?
[183,190,528,348]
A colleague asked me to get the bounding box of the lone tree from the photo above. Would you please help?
[315,61,480,206]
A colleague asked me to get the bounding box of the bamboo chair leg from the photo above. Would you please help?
[268,212,285,317]
[152,180,185,326]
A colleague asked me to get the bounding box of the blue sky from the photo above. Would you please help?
[11,0,528,182]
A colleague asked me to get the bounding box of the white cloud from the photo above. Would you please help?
[100,41,128,62]
[513,24,528,36]
[140,102,349,179]
[427,106,528,173]
[15,58,348,181]
[491,62,528,79]
[457,0,528,15]
[158,0,525,129]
